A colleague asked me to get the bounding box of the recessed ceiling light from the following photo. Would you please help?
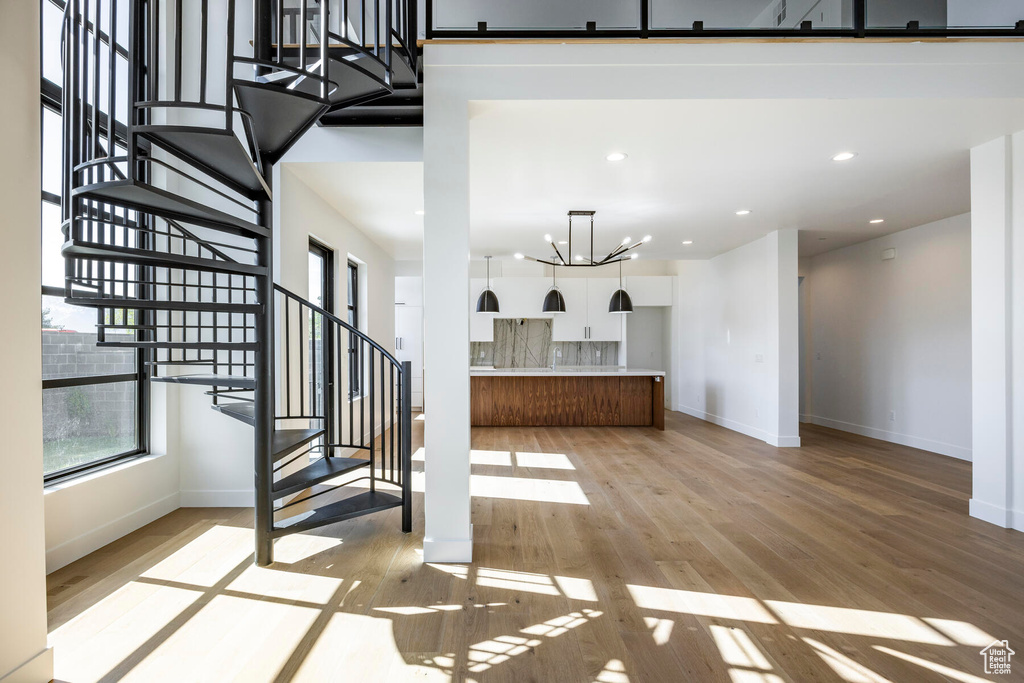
[735,210,751,216]
[831,152,857,162]
[558,240,568,245]
[682,240,693,245]
[414,209,425,216]
[514,253,524,260]
[870,218,885,224]
[606,152,628,162]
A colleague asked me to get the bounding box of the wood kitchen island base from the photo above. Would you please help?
[471,373,665,429]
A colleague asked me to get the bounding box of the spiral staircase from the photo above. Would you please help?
[60,0,416,565]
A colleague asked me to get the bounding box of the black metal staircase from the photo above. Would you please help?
[60,0,417,565]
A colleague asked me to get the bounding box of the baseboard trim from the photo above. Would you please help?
[423,526,473,563]
[676,404,769,442]
[46,492,180,573]
[676,404,801,447]
[180,489,254,507]
[970,499,1011,532]
[0,647,53,683]
[801,414,971,461]
[768,435,802,448]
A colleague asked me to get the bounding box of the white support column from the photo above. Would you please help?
[970,133,1024,531]
[420,64,473,562]
[0,2,53,680]
[766,230,801,447]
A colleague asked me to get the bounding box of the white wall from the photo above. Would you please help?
[0,3,53,680]
[801,214,973,460]
[670,231,800,446]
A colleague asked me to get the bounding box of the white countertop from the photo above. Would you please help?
[470,366,665,377]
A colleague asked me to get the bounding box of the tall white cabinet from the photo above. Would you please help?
[395,276,424,409]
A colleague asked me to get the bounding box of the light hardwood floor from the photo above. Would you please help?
[47,413,1024,682]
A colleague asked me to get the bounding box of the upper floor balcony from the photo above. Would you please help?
[425,0,1024,39]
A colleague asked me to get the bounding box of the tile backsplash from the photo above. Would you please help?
[470,318,618,368]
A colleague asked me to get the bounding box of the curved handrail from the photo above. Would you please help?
[274,283,403,368]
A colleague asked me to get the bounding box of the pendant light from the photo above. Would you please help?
[609,258,633,313]
[476,256,500,313]
[542,265,566,313]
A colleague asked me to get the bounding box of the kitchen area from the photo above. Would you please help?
[395,214,674,431]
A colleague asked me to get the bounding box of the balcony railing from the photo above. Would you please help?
[426,0,1024,39]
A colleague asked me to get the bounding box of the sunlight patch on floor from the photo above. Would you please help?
[271,534,343,564]
[595,658,630,683]
[471,449,514,466]
[120,594,319,682]
[226,564,343,605]
[471,473,590,505]
[643,617,675,645]
[764,600,955,646]
[291,612,449,683]
[140,525,253,588]
[474,567,598,601]
[710,625,772,670]
[874,645,989,683]
[340,469,590,505]
[515,451,575,470]
[373,604,464,616]
[627,584,778,624]
[457,609,603,675]
[51,582,203,683]
[804,638,894,683]
[922,617,997,647]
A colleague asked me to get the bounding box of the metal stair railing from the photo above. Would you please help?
[273,285,412,535]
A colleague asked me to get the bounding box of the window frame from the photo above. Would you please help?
[309,239,336,426]
[347,259,361,399]
[41,0,149,486]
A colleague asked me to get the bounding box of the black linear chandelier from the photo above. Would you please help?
[514,210,651,267]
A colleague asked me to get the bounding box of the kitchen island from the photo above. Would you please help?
[470,367,665,429]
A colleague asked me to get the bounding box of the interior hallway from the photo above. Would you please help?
[46,414,1024,682]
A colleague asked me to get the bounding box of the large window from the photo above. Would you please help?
[41,0,146,482]
[347,260,361,398]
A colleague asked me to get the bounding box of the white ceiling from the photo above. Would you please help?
[289,97,1024,262]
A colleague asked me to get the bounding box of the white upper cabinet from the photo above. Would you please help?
[551,278,623,342]
[625,275,674,307]
[468,275,668,343]
[470,278,495,342]
[494,277,553,319]
[551,279,588,341]
[587,278,624,342]
[395,276,422,306]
